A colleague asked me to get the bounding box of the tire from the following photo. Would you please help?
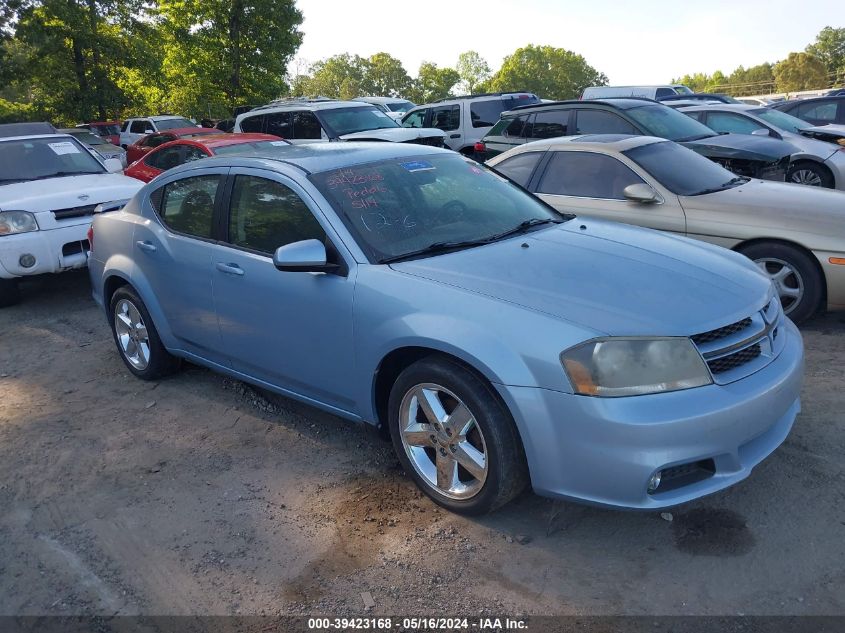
[109,286,180,379]
[738,242,823,324]
[0,277,21,308]
[787,161,834,188]
[388,355,528,515]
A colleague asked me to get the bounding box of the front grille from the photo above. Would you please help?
[707,343,762,374]
[691,317,752,345]
[404,136,445,148]
[52,204,98,220]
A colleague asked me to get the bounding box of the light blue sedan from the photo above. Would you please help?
[87,143,804,514]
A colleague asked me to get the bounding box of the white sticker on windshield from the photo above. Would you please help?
[48,141,81,155]
[270,141,288,146]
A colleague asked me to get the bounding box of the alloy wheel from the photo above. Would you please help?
[789,169,822,187]
[114,299,151,370]
[398,383,488,500]
[755,257,804,315]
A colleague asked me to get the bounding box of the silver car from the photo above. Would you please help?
[679,104,845,189]
[60,128,127,168]
[88,143,803,514]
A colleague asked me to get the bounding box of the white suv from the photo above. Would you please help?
[401,92,541,154]
[119,115,199,148]
[234,99,446,146]
[0,123,143,306]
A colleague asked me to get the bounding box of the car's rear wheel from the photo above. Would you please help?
[109,286,180,379]
[388,356,528,514]
[0,277,21,308]
[787,161,833,188]
[738,242,823,323]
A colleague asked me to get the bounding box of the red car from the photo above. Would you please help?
[125,127,220,164]
[76,121,122,145]
[124,133,288,182]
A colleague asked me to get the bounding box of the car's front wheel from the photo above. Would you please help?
[0,277,21,308]
[787,161,833,188]
[388,356,528,514]
[109,286,180,379]
[738,242,823,323]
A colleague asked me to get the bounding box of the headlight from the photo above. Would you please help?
[0,211,39,236]
[561,337,712,397]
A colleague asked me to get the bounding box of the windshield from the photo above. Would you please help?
[92,124,120,135]
[310,154,567,262]
[0,137,105,184]
[626,104,715,141]
[68,131,107,146]
[624,140,744,196]
[320,106,400,136]
[213,140,291,155]
[155,118,196,131]
[673,86,693,95]
[386,100,415,113]
[750,108,810,133]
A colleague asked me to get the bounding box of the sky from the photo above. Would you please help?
[292,0,842,84]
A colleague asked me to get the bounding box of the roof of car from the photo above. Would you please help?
[0,132,75,143]
[246,99,373,114]
[83,121,121,125]
[488,134,665,161]
[162,133,284,150]
[677,103,759,112]
[504,98,659,115]
[774,96,844,108]
[0,122,58,138]
[157,127,218,137]
[159,141,450,177]
[355,96,410,104]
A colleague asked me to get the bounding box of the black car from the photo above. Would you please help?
[476,99,796,181]
[772,96,845,126]
[658,93,740,104]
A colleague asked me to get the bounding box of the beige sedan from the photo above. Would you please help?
[487,135,845,323]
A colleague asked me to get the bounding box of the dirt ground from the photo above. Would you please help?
[1,270,843,617]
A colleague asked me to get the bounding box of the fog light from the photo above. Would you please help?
[19,254,36,268]
[647,471,662,494]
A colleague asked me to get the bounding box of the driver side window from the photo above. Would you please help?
[227,176,325,254]
[537,151,645,200]
[706,112,765,135]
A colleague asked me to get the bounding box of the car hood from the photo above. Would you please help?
[94,142,124,154]
[684,133,795,161]
[798,124,845,145]
[339,127,447,142]
[0,173,143,214]
[390,219,771,336]
[680,179,845,236]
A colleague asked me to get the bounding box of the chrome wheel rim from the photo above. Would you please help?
[755,257,804,315]
[790,169,822,187]
[114,299,150,370]
[399,383,488,500]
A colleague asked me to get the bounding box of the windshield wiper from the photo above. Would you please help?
[690,176,749,196]
[677,133,715,142]
[379,218,562,264]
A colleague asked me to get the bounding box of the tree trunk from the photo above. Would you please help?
[228,0,244,107]
[70,35,89,121]
[86,0,105,120]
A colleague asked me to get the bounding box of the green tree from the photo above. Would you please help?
[298,53,369,99]
[406,61,459,103]
[156,0,303,116]
[362,52,410,97]
[488,44,607,100]
[456,50,490,94]
[671,72,713,93]
[774,52,828,92]
[806,26,845,81]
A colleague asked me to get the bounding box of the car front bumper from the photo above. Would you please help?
[496,318,804,509]
[0,222,91,279]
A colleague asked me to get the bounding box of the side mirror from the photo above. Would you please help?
[751,128,770,136]
[104,158,123,173]
[273,239,339,273]
[623,183,660,204]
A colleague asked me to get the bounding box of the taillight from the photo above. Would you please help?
[87,225,94,251]
[474,141,486,154]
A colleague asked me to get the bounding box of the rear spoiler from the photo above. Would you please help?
[93,199,131,214]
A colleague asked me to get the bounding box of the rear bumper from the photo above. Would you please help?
[0,224,90,279]
[496,319,804,509]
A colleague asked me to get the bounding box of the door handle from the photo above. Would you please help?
[136,240,156,253]
[216,262,244,276]
[449,133,460,139]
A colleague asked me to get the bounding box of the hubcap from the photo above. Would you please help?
[114,299,150,370]
[755,258,804,315]
[399,383,488,500]
[790,169,822,187]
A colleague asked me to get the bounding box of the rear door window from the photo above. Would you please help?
[493,152,545,188]
[240,114,265,133]
[158,174,221,239]
[430,105,460,131]
[266,112,293,138]
[292,111,322,139]
[470,99,506,128]
[537,151,644,200]
[146,145,185,171]
[130,120,149,134]
[796,100,837,123]
[574,110,638,134]
[655,88,675,99]
[529,111,571,139]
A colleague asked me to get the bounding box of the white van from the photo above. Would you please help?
[581,85,693,100]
